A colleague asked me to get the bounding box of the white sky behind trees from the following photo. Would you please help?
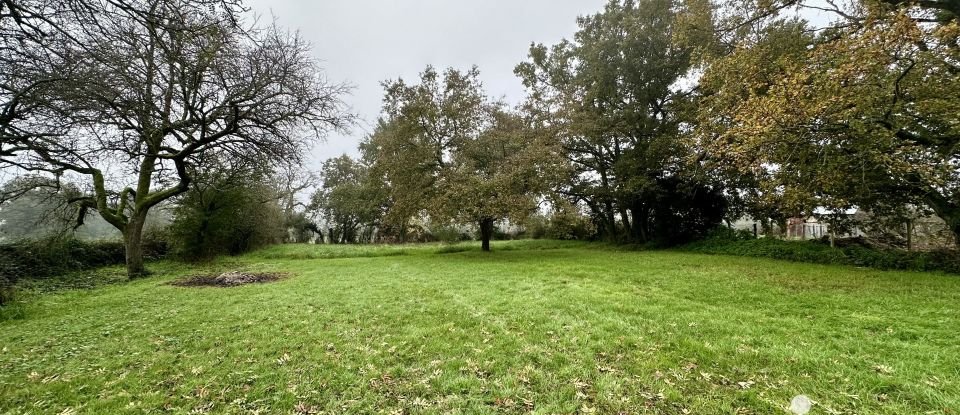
[247,0,609,168]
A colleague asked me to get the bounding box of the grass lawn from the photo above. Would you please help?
[1,240,958,414]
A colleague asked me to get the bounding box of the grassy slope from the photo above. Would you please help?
[1,241,958,414]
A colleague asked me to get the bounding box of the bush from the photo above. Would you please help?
[0,235,171,288]
[0,274,14,307]
[169,181,286,261]
[646,177,728,245]
[523,215,550,240]
[0,238,123,280]
[546,209,596,241]
[429,224,472,244]
[684,230,960,274]
[703,226,757,242]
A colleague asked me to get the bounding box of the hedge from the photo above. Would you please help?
[683,229,960,274]
[0,238,168,306]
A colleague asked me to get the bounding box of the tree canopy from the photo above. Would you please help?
[695,0,960,243]
[362,66,562,250]
[0,0,351,276]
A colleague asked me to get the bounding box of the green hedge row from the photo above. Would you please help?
[683,229,960,274]
[0,238,169,305]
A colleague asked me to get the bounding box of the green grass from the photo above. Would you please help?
[1,241,958,414]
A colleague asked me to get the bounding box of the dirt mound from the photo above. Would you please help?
[171,272,286,287]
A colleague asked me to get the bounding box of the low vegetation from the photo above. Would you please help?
[683,230,960,274]
[1,242,958,414]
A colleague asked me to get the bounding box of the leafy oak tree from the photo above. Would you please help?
[365,66,562,251]
[697,0,960,243]
[0,0,351,276]
[516,0,724,243]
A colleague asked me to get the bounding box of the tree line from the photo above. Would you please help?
[3,0,959,277]
[312,0,959,251]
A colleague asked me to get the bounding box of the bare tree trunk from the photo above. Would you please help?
[480,218,494,252]
[123,212,148,278]
[619,208,631,235]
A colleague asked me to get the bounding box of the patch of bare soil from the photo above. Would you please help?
[171,271,287,287]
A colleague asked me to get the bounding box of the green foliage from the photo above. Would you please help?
[169,164,286,261]
[646,176,729,245]
[548,209,597,241]
[366,66,563,250]
[525,205,598,241]
[311,155,386,244]
[0,236,169,301]
[0,274,14,308]
[0,239,123,281]
[685,231,960,274]
[695,0,960,241]
[516,0,726,242]
[428,223,472,244]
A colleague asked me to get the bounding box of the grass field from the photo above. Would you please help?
[1,241,958,414]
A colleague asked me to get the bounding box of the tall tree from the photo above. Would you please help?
[0,0,351,276]
[516,0,719,242]
[366,67,561,251]
[696,0,960,243]
[311,155,386,244]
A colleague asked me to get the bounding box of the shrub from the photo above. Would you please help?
[703,226,757,242]
[169,181,286,261]
[0,274,14,307]
[546,209,596,241]
[429,224,471,244]
[684,231,960,274]
[0,235,170,287]
[523,215,550,240]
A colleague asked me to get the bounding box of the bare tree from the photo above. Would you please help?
[1,0,352,277]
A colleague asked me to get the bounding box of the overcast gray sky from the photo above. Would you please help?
[247,0,608,168]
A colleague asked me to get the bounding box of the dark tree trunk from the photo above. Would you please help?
[923,194,960,249]
[480,218,494,252]
[630,203,649,243]
[123,213,148,278]
[604,201,617,238]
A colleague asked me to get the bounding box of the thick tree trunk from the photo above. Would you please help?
[480,218,494,252]
[123,213,148,278]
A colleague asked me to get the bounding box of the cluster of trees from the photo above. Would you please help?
[694,0,960,244]
[3,0,959,273]
[309,67,564,251]
[312,0,960,250]
[0,0,350,277]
